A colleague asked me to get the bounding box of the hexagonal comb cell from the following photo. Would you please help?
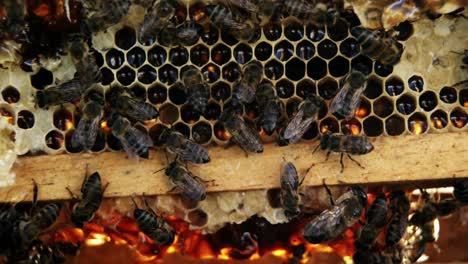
[17,110,35,129]
[450,108,467,128]
[430,110,448,129]
[2,86,20,103]
[115,27,136,50]
[45,130,64,150]
[31,68,53,90]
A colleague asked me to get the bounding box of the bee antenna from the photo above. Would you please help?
[131,194,139,209]
[153,167,166,174]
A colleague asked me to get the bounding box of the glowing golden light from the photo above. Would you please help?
[320,125,329,134]
[343,255,353,264]
[4,115,13,125]
[144,118,157,127]
[412,121,424,135]
[271,249,288,258]
[452,119,466,128]
[101,121,111,133]
[433,119,444,129]
[65,120,74,130]
[249,252,261,260]
[355,106,368,118]
[218,248,231,260]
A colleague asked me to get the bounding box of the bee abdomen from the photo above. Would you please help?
[345,136,374,155]
[34,203,61,229]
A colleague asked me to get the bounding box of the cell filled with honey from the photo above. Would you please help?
[430,110,448,129]
[408,112,428,135]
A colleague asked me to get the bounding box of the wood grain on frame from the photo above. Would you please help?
[1,132,467,201]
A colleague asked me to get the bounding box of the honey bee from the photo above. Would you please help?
[278,95,324,146]
[108,87,159,122]
[0,205,20,257]
[68,34,102,87]
[354,194,388,252]
[158,127,211,164]
[139,0,178,43]
[256,83,282,135]
[17,203,61,245]
[385,191,410,247]
[71,91,104,151]
[182,67,210,115]
[67,171,108,228]
[134,206,176,246]
[232,61,263,105]
[282,0,341,26]
[330,69,368,119]
[409,189,458,227]
[219,110,264,153]
[81,0,132,33]
[302,186,367,243]
[351,26,404,66]
[454,178,468,204]
[2,0,28,42]
[162,161,208,202]
[402,221,436,263]
[205,4,257,41]
[35,78,87,108]
[109,114,153,159]
[175,20,202,46]
[315,133,374,172]
[280,162,309,219]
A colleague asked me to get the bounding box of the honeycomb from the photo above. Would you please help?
[0,1,467,231]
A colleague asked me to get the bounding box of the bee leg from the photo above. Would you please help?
[326,151,331,161]
[193,176,216,186]
[66,187,79,201]
[322,179,335,206]
[30,179,38,215]
[340,153,345,173]
[167,186,181,194]
[346,154,364,169]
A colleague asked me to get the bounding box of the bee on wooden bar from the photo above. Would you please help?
[409,189,458,227]
[351,26,403,66]
[232,61,263,105]
[139,0,178,43]
[302,185,367,243]
[2,0,28,42]
[278,95,324,146]
[315,133,374,172]
[256,83,282,136]
[386,191,410,247]
[280,162,310,219]
[67,171,108,228]
[182,67,210,115]
[220,110,264,153]
[133,196,176,246]
[109,87,159,122]
[454,178,468,204]
[109,114,153,159]
[354,193,388,256]
[205,4,257,41]
[330,69,368,119]
[81,0,131,33]
[161,161,208,202]
[72,91,104,151]
[35,78,87,108]
[159,127,210,164]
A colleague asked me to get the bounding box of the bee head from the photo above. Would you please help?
[284,208,301,219]
[35,91,46,108]
[165,161,179,175]
[320,133,330,150]
[158,127,171,144]
[307,95,324,108]
[350,186,368,207]
[133,208,147,220]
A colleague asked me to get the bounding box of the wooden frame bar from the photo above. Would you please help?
[1,132,467,201]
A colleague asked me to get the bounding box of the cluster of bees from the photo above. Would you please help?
[0,0,467,263]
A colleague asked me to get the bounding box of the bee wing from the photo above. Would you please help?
[232,119,262,152]
[71,118,87,149]
[348,87,365,116]
[123,97,158,121]
[329,85,348,115]
[174,171,204,199]
[283,107,314,141]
